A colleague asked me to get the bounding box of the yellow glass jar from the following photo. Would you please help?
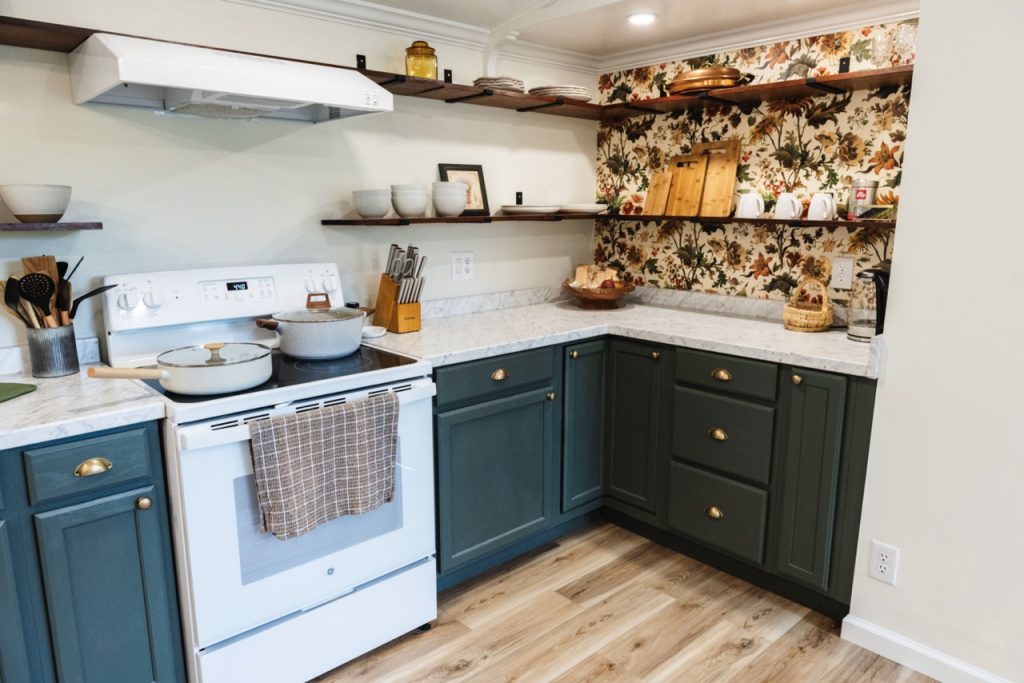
[405,40,438,79]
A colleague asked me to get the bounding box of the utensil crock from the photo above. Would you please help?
[27,325,79,378]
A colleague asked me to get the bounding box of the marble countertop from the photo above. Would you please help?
[0,366,165,451]
[370,302,879,378]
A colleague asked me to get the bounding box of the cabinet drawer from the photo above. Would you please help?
[667,462,767,565]
[436,347,555,409]
[675,348,777,401]
[23,427,153,506]
[673,387,774,485]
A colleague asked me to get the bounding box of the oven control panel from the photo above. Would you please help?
[102,263,342,333]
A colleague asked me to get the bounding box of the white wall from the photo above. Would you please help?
[846,1,1024,681]
[0,0,599,348]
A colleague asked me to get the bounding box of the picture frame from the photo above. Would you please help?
[438,164,490,216]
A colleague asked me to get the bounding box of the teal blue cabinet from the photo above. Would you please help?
[772,368,848,592]
[436,387,557,572]
[0,518,31,683]
[35,486,182,683]
[605,339,664,513]
[561,340,607,512]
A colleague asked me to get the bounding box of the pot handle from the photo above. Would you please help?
[88,367,166,380]
[306,293,331,310]
[255,319,279,330]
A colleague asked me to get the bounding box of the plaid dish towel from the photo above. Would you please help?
[248,393,399,540]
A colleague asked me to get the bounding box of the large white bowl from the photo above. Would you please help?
[353,190,390,218]
[433,192,467,217]
[391,183,426,193]
[432,181,468,194]
[392,192,428,218]
[0,184,71,223]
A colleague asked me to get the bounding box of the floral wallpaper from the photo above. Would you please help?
[593,21,915,303]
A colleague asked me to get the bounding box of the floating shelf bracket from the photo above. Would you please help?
[623,102,660,114]
[806,78,846,95]
[517,97,565,112]
[445,89,493,104]
[377,74,406,87]
[699,93,737,107]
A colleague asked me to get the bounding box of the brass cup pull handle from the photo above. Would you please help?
[711,368,732,382]
[135,496,152,511]
[708,428,728,442]
[568,350,579,360]
[791,374,803,385]
[74,457,113,478]
[546,391,557,401]
[651,351,661,361]
[491,368,509,381]
[704,505,724,520]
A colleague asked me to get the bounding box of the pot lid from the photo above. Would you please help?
[157,342,271,368]
[272,307,365,324]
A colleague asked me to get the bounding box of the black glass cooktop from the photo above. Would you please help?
[142,346,418,403]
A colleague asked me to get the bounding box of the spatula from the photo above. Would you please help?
[19,273,58,328]
[56,280,72,325]
[0,279,30,327]
[6,277,39,328]
[69,284,117,320]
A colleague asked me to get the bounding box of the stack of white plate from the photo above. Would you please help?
[473,76,525,93]
[527,85,593,102]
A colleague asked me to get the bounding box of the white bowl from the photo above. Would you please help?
[353,192,391,218]
[353,188,389,198]
[433,192,467,217]
[432,181,467,194]
[391,190,430,195]
[392,193,429,218]
[0,184,71,223]
[391,184,426,193]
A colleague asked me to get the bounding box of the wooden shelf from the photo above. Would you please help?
[0,16,912,125]
[323,213,600,226]
[597,214,895,229]
[602,66,914,120]
[0,222,102,232]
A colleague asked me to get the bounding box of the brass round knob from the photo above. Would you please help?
[74,457,113,478]
[711,368,732,382]
[546,391,556,401]
[491,368,509,381]
[704,505,724,520]
[651,351,661,361]
[136,496,153,511]
[569,350,579,360]
[708,428,728,442]
[792,374,803,385]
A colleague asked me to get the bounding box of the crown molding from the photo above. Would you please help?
[595,0,921,72]
[499,40,602,73]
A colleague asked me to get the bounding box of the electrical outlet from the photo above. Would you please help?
[869,540,900,586]
[831,256,855,290]
[451,251,474,281]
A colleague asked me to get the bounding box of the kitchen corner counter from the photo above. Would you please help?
[369,302,879,378]
[0,366,165,451]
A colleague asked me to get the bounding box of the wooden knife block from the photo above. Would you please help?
[373,274,421,334]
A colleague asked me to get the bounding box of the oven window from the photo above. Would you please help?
[233,467,404,584]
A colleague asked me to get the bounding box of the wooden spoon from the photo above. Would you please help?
[19,273,57,328]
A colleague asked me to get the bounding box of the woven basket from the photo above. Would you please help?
[783,277,833,332]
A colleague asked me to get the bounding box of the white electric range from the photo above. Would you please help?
[100,263,437,683]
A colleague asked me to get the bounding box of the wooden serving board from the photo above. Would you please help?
[692,138,741,217]
[666,154,708,216]
[642,171,674,215]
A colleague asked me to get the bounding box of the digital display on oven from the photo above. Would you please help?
[226,281,248,291]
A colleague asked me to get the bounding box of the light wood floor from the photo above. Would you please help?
[316,522,932,683]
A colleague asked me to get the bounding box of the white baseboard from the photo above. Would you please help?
[841,616,1013,683]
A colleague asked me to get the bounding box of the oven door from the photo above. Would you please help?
[170,379,435,649]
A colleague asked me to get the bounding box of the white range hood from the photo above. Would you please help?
[68,33,392,122]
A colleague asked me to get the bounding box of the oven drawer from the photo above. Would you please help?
[673,387,774,485]
[23,427,153,506]
[675,348,777,401]
[435,347,555,409]
[667,462,767,565]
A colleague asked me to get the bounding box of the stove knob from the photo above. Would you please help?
[117,290,140,311]
[321,276,339,293]
[143,289,164,309]
[304,278,318,293]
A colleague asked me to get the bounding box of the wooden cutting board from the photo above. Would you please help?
[666,154,708,216]
[642,171,673,215]
[692,139,741,217]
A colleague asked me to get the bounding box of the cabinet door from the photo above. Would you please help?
[0,519,32,683]
[605,340,663,513]
[34,486,182,683]
[437,387,557,572]
[773,368,847,591]
[562,340,607,512]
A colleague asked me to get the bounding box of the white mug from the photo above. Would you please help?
[807,192,837,220]
[773,192,802,220]
[735,193,764,219]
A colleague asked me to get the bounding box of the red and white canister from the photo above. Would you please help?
[848,179,879,219]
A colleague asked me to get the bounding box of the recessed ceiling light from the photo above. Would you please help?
[628,12,657,26]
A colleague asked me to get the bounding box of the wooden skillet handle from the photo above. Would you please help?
[88,367,165,380]
[255,319,279,330]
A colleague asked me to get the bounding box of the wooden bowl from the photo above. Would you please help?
[562,280,635,309]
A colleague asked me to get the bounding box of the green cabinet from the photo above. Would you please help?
[0,518,32,683]
[35,486,182,683]
[605,339,665,513]
[562,340,607,512]
[772,368,848,592]
[436,387,558,572]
